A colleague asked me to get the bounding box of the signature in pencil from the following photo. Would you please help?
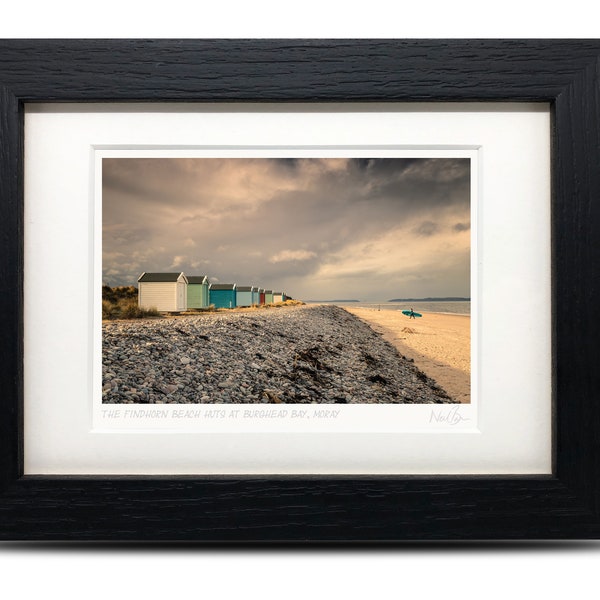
[429,406,469,426]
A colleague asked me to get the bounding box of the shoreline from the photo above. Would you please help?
[341,307,471,404]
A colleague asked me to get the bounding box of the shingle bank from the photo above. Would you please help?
[102,305,456,404]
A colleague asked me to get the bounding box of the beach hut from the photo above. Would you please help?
[251,286,260,306]
[137,272,188,312]
[265,290,274,304]
[236,286,253,307]
[186,275,209,309]
[272,292,284,303]
[259,288,266,305]
[209,283,237,309]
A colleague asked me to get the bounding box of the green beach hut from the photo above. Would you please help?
[186,275,209,309]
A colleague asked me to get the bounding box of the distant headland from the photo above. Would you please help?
[388,297,470,302]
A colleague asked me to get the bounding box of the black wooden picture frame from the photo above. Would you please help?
[0,39,599,541]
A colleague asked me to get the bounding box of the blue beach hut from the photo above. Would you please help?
[209,283,237,309]
[236,286,253,307]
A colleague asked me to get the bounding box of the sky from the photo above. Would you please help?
[102,157,470,301]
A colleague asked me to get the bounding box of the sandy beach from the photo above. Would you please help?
[342,307,471,403]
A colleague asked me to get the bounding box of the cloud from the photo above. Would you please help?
[169,255,185,268]
[103,157,470,299]
[414,221,438,236]
[270,249,317,263]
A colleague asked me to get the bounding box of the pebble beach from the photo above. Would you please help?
[102,304,457,405]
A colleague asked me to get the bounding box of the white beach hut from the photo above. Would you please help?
[138,272,188,312]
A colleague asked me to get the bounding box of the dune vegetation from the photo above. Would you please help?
[102,285,160,320]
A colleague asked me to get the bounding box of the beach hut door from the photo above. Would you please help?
[178,284,185,310]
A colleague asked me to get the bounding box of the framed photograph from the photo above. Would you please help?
[100,153,472,408]
[1,40,599,540]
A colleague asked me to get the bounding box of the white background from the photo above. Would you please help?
[1,3,599,600]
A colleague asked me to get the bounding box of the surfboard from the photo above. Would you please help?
[401,310,422,318]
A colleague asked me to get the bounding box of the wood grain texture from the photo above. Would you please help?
[553,55,600,516]
[1,39,600,541]
[0,86,23,493]
[0,476,595,541]
[0,39,598,101]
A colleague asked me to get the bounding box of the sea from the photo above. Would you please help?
[305,301,470,316]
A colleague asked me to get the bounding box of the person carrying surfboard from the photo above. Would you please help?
[409,307,415,319]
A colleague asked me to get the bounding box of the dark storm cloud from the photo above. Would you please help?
[103,157,470,299]
[366,159,470,211]
[353,157,421,176]
[414,221,439,236]
[454,222,470,232]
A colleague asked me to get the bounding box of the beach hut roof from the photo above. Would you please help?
[138,272,188,283]
[236,286,253,292]
[210,283,236,290]
[187,275,208,284]
[265,289,273,294]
